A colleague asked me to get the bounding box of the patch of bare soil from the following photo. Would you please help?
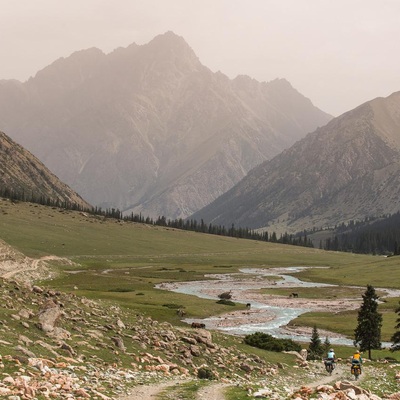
[119,380,183,400]
[197,383,229,400]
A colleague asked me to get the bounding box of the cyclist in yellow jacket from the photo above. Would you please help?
[351,350,363,371]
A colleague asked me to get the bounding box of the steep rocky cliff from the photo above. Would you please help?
[0,130,90,208]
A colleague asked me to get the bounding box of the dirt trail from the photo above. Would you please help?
[119,381,229,400]
[117,363,364,400]
[0,238,71,282]
[196,382,229,400]
[119,380,183,400]
[302,363,363,388]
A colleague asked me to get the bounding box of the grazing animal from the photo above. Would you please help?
[246,303,251,310]
[289,292,299,298]
[191,322,206,329]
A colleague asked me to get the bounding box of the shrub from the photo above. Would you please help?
[108,288,134,292]
[244,332,301,352]
[216,299,236,306]
[197,367,215,380]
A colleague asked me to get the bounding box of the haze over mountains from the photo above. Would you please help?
[192,91,400,233]
[0,130,90,208]
[0,31,331,219]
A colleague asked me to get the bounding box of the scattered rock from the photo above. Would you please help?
[37,299,62,332]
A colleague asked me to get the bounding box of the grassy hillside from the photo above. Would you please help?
[1,197,399,337]
[0,198,377,264]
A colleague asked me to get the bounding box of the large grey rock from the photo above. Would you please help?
[37,300,62,332]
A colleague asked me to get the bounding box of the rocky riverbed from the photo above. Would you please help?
[157,267,359,342]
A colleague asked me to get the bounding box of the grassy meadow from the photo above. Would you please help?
[1,198,400,353]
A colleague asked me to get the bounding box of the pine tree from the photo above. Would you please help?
[354,285,382,359]
[391,302,400,351]
[324,336,331,352]
[308,325,324,360]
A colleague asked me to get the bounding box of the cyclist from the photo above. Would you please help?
[326,348,336,361]
[351,350,362,368]
[324,348,336,373]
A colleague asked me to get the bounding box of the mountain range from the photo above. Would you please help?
[192,91,400,233]
[0,31,331,219]
[0,130,90,208]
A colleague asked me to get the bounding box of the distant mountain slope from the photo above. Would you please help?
[0,130,91,208]
[192,91,400,232]
[0,31,331,218]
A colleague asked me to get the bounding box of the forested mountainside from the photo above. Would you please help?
[0,31,331,219]
[317,212,400,255]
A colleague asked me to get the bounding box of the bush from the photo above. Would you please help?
[244,332,301,352]
[216,299,236,306]
[197,367,215,380]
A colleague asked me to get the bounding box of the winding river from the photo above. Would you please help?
[157,267,397,346]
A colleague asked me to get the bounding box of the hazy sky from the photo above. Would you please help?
[1,0,399,116]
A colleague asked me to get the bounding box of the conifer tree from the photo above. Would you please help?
[354,285,382,359]
[324,336,331,352]
[391,302,400,351]
[308,325,324,360]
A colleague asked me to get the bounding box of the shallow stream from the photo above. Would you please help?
[157,267,396,346]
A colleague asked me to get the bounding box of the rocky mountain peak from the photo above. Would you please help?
[31,47,105,81]
[139,31,201,75]
[26,48,106,101]
[370,91,400,149]
[0,33,331,218]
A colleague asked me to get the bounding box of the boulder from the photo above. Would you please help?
[336,381,368,395]
[37,300,62,332]
[116,319,126,329]
[240,363,253,373]
[181,336,197,345]
[316,385,334,393]
[32,285,44,294]
[190,345,201,357]
[111,336,126,351]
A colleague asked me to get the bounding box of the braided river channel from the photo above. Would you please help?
[157,267,398,346]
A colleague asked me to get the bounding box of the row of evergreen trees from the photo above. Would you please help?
[0,186,87,212]
[124,213,314,248]
[321,212,400,255]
